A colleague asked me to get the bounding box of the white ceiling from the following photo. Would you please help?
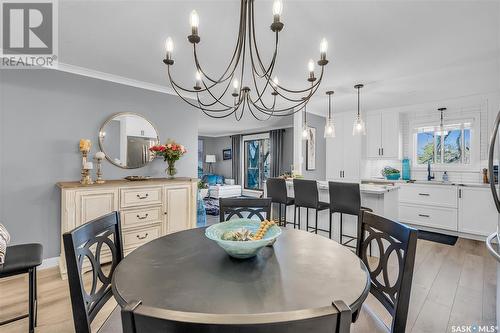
[58,0,500,136]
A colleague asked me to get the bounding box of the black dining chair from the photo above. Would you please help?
[121,299,352,333]
[63,211,124,333]
[0,243,43,333]
[219,198,272,222]
[328,182,373,247]
[293,179,330,233]
[351,211,418,333]
[266,178,294,226]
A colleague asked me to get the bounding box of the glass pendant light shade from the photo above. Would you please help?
[352,84,366,136]
[324,118,335,138]
[324,90,335,138]
[352,114,366,135]
[302,125,309,140]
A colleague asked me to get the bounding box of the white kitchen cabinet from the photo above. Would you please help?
[165,185,193,234]
[458,187,497,236]
[326,112,361,181]
[365,110,400,159]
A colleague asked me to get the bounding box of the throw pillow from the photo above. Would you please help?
[0,224,10,265]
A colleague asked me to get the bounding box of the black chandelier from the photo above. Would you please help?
[162,0,329,120]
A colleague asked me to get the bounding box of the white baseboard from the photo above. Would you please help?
[39,256,60,270]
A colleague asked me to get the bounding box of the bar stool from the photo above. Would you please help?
[293,179,330,233]
[266,178,294,226]
[328,181,373,249]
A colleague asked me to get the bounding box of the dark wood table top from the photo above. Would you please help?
[112,227,370,323]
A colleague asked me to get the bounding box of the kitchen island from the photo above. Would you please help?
[264,180,400,242]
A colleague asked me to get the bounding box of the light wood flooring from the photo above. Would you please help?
[0,237,496,333]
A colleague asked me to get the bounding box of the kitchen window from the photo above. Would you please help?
[413,120,474,166]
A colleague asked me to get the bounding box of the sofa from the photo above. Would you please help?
[201,174,242,199]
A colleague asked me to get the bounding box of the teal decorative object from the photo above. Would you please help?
[386,173,401,180]
[402,159,411,180]
[205,219,282,259]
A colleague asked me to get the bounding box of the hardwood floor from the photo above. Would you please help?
[0,238,495,333]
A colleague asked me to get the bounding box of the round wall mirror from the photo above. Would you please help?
[99,113,160,169]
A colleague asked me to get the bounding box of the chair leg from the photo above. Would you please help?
[315,209,318,234]
[299,207,301,230]
[339,213,343,244]
[329,211,333,239]
[34,268,38,326]
[306,208,309,231]
[284,205,287,227]
[28,269,35,333]
[294,206,297,229]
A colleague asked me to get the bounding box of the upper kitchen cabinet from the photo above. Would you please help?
[326,112,361,181]
[365,110,401,159]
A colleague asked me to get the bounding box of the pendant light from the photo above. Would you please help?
[352,84,366,136]
[437,107,447,135]
[302,99,309,140]
[324,91,335,138]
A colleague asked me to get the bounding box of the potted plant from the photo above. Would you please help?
[149,140,187,178]
[381,166,401,180]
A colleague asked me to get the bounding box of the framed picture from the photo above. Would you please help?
[223,148,232,160]
[306,127,316,170]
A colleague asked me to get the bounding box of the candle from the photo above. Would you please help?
[95,151,105,160]
[84,162,93,170]
[79,139,91,152]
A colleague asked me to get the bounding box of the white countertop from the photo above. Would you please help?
[361,178,492,189]
[283,179,400,195]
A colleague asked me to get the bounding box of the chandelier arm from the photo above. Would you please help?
[167,68,236,112]
[198,74,239,108]
[246,97,273,121]
[191,0,247,84]
[248,97,300,117]
[196,95,241,119]
[248,0,278,77]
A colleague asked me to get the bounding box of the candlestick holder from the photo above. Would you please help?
[80,150,94,185]
[94,152,106,184]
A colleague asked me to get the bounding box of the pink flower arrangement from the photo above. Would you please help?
[149,140,187,162]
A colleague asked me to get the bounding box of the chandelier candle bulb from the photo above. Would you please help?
[307,59,316,81]
[190,10,199,34]
[271,76,279,95]
[194,71,202,90]
[163,37,174,65]
[232,78,240,96]
[273,0,283,21]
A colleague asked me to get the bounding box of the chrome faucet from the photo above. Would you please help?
[427,161,435,181]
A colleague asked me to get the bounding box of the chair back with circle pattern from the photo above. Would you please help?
[219,198,271,222]
[63,211,124,333]
[357,211,417,333]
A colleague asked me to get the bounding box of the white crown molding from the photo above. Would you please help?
[52,62,193,98]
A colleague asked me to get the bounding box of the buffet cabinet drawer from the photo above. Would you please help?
[120,187,163,208]
[399,184,458,208]
[121,206,163,229]
[399,204,457,231]
[123,225,161,249]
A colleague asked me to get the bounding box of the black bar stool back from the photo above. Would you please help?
[328,181,372,247]
[0,243,43,333]
[293,179,330,234]
[266,178,294,226]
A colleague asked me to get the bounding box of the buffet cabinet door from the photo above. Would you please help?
[75,189,119,226]
[165,185,192,234]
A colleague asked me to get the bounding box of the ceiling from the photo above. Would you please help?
[58,0,500,136]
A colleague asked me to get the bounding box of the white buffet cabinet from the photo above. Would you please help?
[399,183,497,239]
[57,178,197,278]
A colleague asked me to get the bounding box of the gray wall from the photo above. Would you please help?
[302,113,326,180]
[0,70,198,259]
[199,136,232,179]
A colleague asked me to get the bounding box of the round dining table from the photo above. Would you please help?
[112,227,370,326]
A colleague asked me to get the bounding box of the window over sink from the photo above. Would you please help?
[413,119,475,167]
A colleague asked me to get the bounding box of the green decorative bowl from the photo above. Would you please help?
[205,219,282,259]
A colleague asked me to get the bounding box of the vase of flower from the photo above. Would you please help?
[166,159,177,178]
[149,140,187,179]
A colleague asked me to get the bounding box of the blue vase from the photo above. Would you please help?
[402,159,411,181]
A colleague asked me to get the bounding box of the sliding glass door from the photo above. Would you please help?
[244,137,270,190]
